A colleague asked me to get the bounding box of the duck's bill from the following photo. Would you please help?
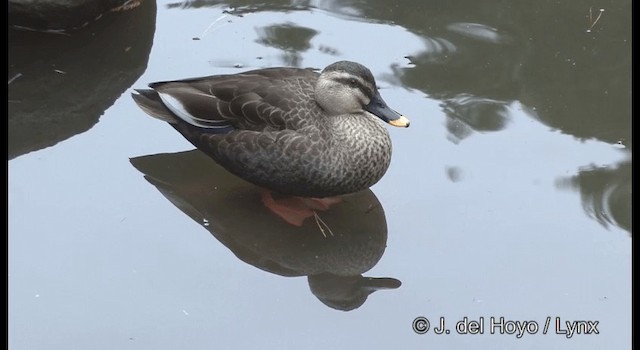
[365,92,410,128]
[388,115,411,128]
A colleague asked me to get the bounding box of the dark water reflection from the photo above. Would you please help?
[517,1,631,149]
[130,150,401,311]
[557,161,632,234]
[255,23,318,67]
[442,95,511,143]
[393,1,630,149]
[7,0,156,159]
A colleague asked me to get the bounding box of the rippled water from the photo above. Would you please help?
[9,1,630,349]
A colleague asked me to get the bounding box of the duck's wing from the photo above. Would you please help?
[133,67,319,133]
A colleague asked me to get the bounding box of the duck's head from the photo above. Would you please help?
[315,61,410,127]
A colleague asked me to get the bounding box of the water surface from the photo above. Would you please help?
[9,1,631,349]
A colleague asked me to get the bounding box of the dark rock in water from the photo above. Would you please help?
[8,0,155,160]
[9,0,138,30]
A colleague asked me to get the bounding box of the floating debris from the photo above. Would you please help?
[198,13,231,40]
[8,73,22,84]
[586,8,605,32]
[613,140,626,149]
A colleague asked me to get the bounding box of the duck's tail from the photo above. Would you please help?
[131,89,178,124]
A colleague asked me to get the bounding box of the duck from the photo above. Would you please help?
[131,61,409,224]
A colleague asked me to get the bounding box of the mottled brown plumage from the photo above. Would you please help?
[132,61,409,197]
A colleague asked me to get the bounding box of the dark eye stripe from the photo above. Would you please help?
[333,77,373,98]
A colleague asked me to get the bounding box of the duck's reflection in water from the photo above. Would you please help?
[130,150,401,311]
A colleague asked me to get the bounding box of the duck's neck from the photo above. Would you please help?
[327,114,393,188]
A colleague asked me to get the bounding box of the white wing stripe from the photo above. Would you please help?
[158,92,229,129]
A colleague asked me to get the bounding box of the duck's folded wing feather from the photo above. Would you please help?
[148,68,318,132]
[152,83,237,130]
